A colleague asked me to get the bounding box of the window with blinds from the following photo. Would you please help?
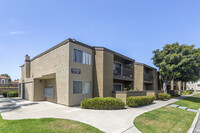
[73,49,91,65]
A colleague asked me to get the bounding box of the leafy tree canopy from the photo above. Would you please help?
[0,73,11,82]
[152,43,200,82]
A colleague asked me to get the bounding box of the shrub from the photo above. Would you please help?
[81,97,125,110]
[126,96,155,107]
[3,90,18,97]
[188,90,194,94]
[157,93,171,100]
[7,91,18,97]
[3,91,8,97]
[183,90,194,95]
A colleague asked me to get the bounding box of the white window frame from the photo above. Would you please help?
[113,83,122,91]
[73,80,92,94]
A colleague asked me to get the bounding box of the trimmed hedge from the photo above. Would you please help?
[81,97,125,110]
[3,90,18,97]
[157,93,171,100]
[126,96,155,107]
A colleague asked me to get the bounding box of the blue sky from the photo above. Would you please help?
[0,0,200,80]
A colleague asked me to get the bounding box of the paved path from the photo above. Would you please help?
[0,95,192,133]
[0,97,20,113]
[194,114,200,133]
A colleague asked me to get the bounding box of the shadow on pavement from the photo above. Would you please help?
[20,103,38,107]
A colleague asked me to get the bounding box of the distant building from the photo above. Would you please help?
[187,80,200,91]
[11,80,19,84]
[0,76,8,84]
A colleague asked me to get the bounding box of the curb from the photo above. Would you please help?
[7,98,22,108]
[187,108,200,133]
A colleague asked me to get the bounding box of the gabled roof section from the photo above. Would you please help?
[20,38,136,66]
[94,47,135,62]
[31,38,92,61]
[0,76,8,79]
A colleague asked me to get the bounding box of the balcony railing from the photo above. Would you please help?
[144,74,154,82]
[113,67,133,80]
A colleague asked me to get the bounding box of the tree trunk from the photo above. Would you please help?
[163,82,167,94]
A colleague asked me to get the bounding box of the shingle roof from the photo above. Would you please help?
[0,76,8,79]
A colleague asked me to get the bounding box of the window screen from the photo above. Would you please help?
[83,82,91,94]
[83,52,91,65]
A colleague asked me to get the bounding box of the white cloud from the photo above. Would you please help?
[9,31,26,35]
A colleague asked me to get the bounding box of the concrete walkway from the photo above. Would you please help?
[0,95,192,133]
[194,114,200,133]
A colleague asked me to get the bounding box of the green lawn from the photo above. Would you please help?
[174,97,200,110]
[193,94,200,97]
[134,106,196,133]
[0,114,103,133]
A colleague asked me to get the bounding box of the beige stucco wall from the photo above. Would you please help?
[94,50,104,97]
[21,66,25,80]
[68,42,93,106]
[21,42,70,105]
[146,90,164,98]
[94,50,114,97]
[23,78,34,101]
[115,91,146,103]
[33,79,45,101]
[103,51,114,97]
[134,64,144,91]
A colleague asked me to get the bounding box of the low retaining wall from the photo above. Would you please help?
[146,90,164,98]
[0,84,18,87]
[0,88,19,95]
[168,90,183,95]
[114,91,147,103]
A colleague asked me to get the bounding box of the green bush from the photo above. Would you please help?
[126,96,155,107]
[183,90,194,95]
[188,90,194,94]
[3,90,18,97]
[2,91,8,97]
[81,97,125,110]
[158,93,171,100]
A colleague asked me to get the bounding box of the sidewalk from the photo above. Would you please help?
[194,114,200,133]
[0,95,192,133]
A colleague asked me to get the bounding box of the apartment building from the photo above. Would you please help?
[134,63,157,91]
[133,63,164,97]
[20,38,139,106]
[19,38,189,106]
[187,80,200,91]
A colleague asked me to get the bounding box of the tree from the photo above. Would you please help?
[152,43,200,93]
[0,73,11,83]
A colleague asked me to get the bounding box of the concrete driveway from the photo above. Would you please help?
[0,96,190,133]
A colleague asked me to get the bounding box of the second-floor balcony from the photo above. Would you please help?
[144,74,154,82]
[113,66,133,81]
